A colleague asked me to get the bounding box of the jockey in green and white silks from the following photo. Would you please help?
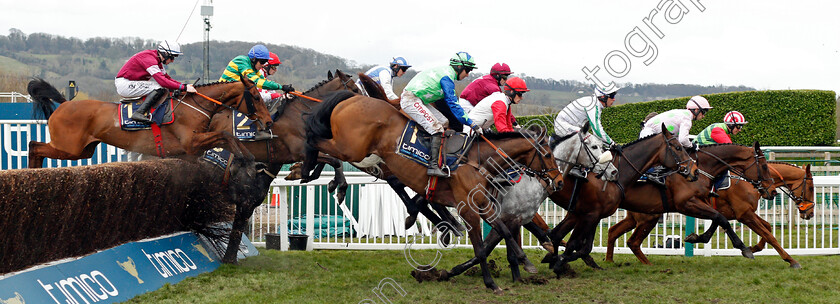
[694,111,748,145]
[553,85,618,145]
[400,52,480,177]
[639,95,712,147]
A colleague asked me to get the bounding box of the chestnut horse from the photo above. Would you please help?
[548,143,777,271]
[605,162,813,268]
[210,70,359,202]
[541,128,699,276]
[27,77,272,168]
[302,91,564,294]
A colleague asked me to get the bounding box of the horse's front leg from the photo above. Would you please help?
[680,197,754,259]
[605,214,639,263]
[739,212,800,268]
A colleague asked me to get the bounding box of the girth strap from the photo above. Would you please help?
[151,123,166,158]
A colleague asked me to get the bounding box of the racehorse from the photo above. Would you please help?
[437,124,616,278]
[547,143,777,272]
[210,70,359,203]
[27,77,272,168]
[302,91,564,294]
[605,162,812,268]
[541,128,699,276]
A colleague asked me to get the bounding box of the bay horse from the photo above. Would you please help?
[547,143,777,272]
[605,162,812,268]
[27,77,272,168]
[210,70,359,202]
[302,91,564,294]
[541,128,699,276]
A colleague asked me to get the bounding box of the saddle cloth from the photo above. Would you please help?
[118,97,175,130]
[395,121,469,170]
[231,111,261,141]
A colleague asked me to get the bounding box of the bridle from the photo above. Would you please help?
[518,135,561,192]
[613,132,694,178]
[696,147,774,197]
[181,82,263,123]
[768,165,815,214]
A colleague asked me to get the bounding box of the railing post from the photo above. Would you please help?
[306,185,316,251]
[277,186,290,251]
[684,216,695,257]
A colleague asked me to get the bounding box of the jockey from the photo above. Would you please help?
[401,52,480,177]
[694,110,747,145]
[468,77,528,133]
[459,62,513,114]
[356,57,411,100]
[115,40,197,123]
[640,95,712,148]
[257,52,284,107]
[220,45,294,140]
[554,85,618,145]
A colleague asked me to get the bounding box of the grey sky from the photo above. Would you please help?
[1,0,838,94]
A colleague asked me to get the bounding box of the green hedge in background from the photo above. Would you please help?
[517,90,836,146]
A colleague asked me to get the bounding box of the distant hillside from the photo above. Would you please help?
[0,28,754,115]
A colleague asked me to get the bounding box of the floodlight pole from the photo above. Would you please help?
[201,1,214,84]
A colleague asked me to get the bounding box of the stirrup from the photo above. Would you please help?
[131,113,151,123]
[427,165,450,178]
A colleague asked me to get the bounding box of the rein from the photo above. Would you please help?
[697,148,771,194]
[288,91,323,102]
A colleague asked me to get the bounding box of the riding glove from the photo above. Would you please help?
[281,84,296,93]
[470,123,483,134]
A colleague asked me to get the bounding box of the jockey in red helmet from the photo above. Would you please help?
[468,77,528,133]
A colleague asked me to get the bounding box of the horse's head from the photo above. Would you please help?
[748,142,778,200]
[511,125,564,192]
[798,164,816,220]
[659,125,699,181]
[325,69,360,94]
[551,123,616,179]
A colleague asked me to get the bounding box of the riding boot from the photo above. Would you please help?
[252,130,277,141]
[131,88,166,123]
[427,133,448,177]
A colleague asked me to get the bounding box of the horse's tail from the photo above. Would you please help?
[27,78,67,120]
[305,90,356,143]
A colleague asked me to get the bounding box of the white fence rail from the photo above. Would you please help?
[0,92,32,103]
[252,172,840,257]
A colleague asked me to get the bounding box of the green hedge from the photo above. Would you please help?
[517,90,837,146]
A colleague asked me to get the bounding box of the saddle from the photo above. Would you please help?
[232,110,263,141]
[395,121,470,171]
[118,96,175,130]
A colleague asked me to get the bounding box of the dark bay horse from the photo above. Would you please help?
[549,143,777,271]
[605,162,812,268]
[27,77,272,168]
[210,70,358,202]
[541,128,698,276]
[302,91,564,294]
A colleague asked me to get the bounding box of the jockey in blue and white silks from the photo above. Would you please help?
[356,57,411,100]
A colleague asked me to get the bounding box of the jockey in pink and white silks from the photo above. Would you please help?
[356,57,411,100]
[115,40,197,123]
[401,52,480,177]
[467,77,529,133]
[257,52,283,106]
[640,95,712,147]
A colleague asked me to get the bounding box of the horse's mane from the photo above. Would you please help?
[698,143,750,149]
[768,161,803,169]
[621,133,660,148]
[195,81,237,88]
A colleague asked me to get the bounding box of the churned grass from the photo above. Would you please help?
[122,248,840,304]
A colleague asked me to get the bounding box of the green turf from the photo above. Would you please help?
[121,248,840,304]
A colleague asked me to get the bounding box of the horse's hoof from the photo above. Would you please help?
[327,180,337,193]
[523,263,539,274]
[492,287,504,296]
[437,270,450,281]
[741,248,755,259]
[541,241,555,254]
[790,262,802,269]
[684,233,701,243]
[540,253,557,264]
